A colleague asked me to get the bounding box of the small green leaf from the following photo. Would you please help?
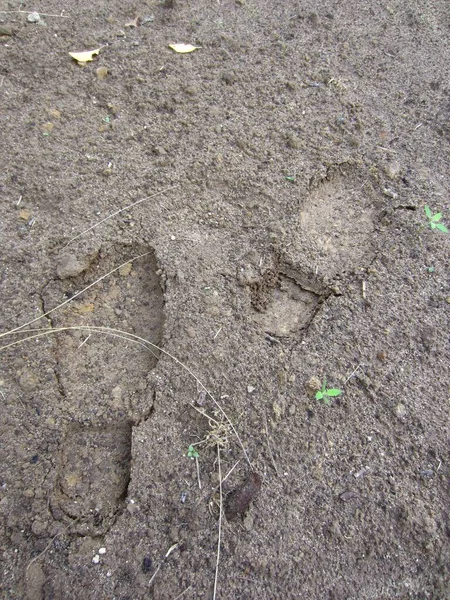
[436,223,449,233]
[424,205,432,219]
[430,222,436,229]
[431,212,442,222]
[315,391,324,400]
[326,388,342,397]
[427,266,435,273]
[187,444,199,459]
[285,176,296,182]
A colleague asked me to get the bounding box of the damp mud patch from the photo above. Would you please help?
[51,423,132,536]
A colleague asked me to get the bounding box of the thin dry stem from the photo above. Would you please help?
[213,444,223,600]
[0,252,152,340]
[0,325,250,465]
[64,185,178,247]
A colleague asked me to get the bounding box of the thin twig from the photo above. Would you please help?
[0,325,251,465]
[195,456,201,489]
[344,363,363,384]
[26,522,72,576]
[172,586,192,600]
[213,444,223,600]
[64,185,178,247]
[148,543,179,587]
[0,252,152,339]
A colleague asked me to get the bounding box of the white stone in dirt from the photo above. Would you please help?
[92,554,100,564]
[98,547,106,554]
[394,403,406,418]
[27,12,41,23]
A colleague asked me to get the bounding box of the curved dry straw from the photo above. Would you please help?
[0,325,251,467]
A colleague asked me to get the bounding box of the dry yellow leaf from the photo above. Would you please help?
[47,108,61,119]
[19,209,31,221]
[118,263,132,277]
[168,43,201,54]
[75,303,95,314]
[69,48,101,65]
[96,66,108,80]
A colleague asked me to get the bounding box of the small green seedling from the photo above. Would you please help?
[424,205,448,233]
[315,379,342,405]
[285,175,296,183]
[187,444,199,459]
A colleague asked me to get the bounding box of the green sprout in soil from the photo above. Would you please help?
[315,378,342,405]
[424,205,448,233]
[187,444,199,459]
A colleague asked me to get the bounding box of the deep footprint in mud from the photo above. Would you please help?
[42,243,165,534]
[251,170,378,338]
[51,423,132,536]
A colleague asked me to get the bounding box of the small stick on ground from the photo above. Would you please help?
[344,363,363,384]
[25,522,74,576]
[172,586,192,600]
[148,543,179,587]
[0,252,152,339]
[213,444,223,600]
[64,185,178,247]
[195,455,201,489]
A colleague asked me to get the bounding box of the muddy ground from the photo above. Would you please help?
[1,1,449,599]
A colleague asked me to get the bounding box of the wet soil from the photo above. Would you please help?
[1,1,449,599]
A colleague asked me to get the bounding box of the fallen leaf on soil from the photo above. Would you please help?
[19,209,31,221]
[69,49,101,65]
[168,43,201,54]
[96,67,108,80]
[42,122,54,133]
[47,108,61,119]
[75,303,95,314]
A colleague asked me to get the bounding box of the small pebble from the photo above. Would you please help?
[27,12,41,23]
[98,547,106,555]
[394,403,406,418]
[92,555,100,564]
[247,385,255,393]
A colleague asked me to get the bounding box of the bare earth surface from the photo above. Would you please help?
[1,1,449,599]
